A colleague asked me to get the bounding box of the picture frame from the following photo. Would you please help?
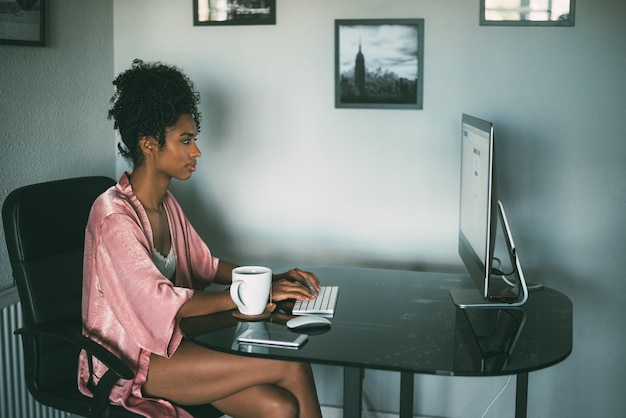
[193,0,276,27]
[0,0,45,46]
[480,0,575,27]
[335,19,424,110]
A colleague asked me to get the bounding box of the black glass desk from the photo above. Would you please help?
[180,267,572,418]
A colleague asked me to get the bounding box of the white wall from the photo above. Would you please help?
[112,0,626,417]
[113,1,462,273]
[0,0,115,290]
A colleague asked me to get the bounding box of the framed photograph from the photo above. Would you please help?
[335,19,424,110]
[480,0,575,26]
[193,0,276,26]
[0,0,45,46]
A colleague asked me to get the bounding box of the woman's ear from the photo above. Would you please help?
[139,136,156,155]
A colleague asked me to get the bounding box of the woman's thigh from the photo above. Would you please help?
[143,340,309,406]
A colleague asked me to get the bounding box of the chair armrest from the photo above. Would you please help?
[15,322,134,380]
[15,321,136,417]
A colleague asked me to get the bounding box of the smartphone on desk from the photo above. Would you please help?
[237,328,308,350]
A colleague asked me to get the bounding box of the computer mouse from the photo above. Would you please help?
[286,315,331,329]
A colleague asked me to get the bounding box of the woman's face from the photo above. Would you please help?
[153,114,201,181]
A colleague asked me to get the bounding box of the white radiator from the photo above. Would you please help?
[0,287,68,418]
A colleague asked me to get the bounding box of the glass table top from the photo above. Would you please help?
[181,266,572,377]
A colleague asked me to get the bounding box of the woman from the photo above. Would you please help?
[79,59,323,418]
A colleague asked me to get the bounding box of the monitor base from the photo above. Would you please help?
[450,288,524,309]
[452,201,529,310]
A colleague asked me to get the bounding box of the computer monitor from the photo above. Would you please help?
[450,114,529,309]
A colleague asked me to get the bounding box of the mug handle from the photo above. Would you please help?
[230,280,247,309]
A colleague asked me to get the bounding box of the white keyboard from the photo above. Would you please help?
[292,286,339,318]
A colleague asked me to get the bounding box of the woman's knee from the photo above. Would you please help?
[258,387,299,418]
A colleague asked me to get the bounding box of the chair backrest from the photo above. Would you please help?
[2,177,116,400]
[3,176,116,328]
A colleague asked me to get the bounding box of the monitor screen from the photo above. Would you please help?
[458,114,497,300]
[452,114,529,309]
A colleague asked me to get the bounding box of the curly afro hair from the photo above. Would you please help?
[109,59,201,166]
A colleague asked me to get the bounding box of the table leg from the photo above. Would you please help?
[400,372,414,418]
[515,372,528,418]
[344,367,364,418]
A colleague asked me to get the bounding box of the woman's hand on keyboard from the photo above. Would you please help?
[271,268,321,302]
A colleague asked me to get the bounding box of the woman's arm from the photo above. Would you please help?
[212,260,239,285]
[175,289,236,319]
[177,262,322,319]
[175,260,238,319]
[212,261,320,294]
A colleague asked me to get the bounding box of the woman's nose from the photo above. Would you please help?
[191,141,201,157]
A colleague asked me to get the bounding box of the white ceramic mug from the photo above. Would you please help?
[230,266,272,316]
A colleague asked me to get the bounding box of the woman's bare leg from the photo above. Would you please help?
[143,340,322,418]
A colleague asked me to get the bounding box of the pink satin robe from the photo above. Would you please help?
[78,173,219,417]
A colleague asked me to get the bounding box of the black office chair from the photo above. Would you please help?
[2,176,222,418]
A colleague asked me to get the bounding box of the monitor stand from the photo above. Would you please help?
[451,201,529,309]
